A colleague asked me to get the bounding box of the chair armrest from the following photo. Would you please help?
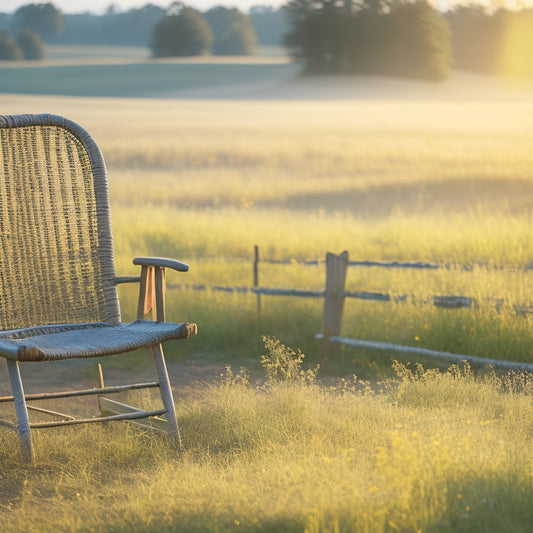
[133,257,190,321]
[133,257,189,272]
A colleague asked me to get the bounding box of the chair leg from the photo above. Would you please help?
[151,343,182,448]
[6,359,33,464]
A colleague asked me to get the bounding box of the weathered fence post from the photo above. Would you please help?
[322,251,349,358]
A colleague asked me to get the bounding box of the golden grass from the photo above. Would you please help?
[1,359,532,533]
[5,79,531,361]
[2,73,533,530]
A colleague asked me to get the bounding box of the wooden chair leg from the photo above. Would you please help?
[6,359,33,463]
[151,343,182,448]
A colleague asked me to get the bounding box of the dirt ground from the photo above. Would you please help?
[0,355,229,402]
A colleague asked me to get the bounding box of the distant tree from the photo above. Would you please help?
[249,6,289,46]
[13,3,63,41]
[16,28,44,59]
[448,6,533,79]
[204,6,257,55]
[284,0,359,72]
[284,0,450,80]
[151,5,212,57]
[51,13,101,45]
[100,4,167,46]
[0,29,23,60]
[378,0,451,80]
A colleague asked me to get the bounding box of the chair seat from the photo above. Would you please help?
[0,320,197,362]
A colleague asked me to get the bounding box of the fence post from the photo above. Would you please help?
[254,245,261,313]
[322,251,349,358]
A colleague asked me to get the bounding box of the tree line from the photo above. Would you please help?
[0,2,288,58]
[284,0,533,80]
[1,1,531,80]
[0,3,61,59]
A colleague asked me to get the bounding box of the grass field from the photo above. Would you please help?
[1,54,533,531]
[1,355,533,533]
[2,65,533,365]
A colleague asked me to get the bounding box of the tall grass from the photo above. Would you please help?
[2,86,533,364]
[1,75,533,530]
[1,353,532,532]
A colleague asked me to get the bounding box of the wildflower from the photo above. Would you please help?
[369,486,379,493]
[414,336,420,341]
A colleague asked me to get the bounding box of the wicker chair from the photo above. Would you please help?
[0,114,197,463]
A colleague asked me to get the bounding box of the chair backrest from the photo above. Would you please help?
[0,114,121,331]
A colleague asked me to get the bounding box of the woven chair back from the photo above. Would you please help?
[0,114,121,331]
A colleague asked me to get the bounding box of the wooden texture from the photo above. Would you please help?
[30,408,167,429]
[322,251,349,358]
[0,382,159,403]
[151,343,181,447]
[316,334,533,372]
[6,360,33,463]
[99,397,169,432]
[133,257,189,272]
[154,267,166,321]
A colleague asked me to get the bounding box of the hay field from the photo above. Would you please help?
[1,65,533,364]
[2,59,533,532]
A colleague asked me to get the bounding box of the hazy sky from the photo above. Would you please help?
[2,0,529,15]
[1,1,286,15]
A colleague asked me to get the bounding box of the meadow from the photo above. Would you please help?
[1,353,533,532]
[4,72,531,366]
[1,56,533,530]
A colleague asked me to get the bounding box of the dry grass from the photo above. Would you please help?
[2,62,533,531]
[1,356,533,533]
[2,72,533,362]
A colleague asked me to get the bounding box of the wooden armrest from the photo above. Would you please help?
[134,258,190,321]
[133,257,189,272]
[114,276,142,285]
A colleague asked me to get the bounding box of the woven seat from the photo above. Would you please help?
[0,114,198,463]
[0,320,197,362]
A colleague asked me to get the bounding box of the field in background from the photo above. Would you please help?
[1,69,533,367]
[2,57,533,532]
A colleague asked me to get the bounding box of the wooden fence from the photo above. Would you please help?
[169,246,533,371]
[316,251,533,371]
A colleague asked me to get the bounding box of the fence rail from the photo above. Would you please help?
[168,247,533,371]
[318,251,533,371]
[314,334,533,372]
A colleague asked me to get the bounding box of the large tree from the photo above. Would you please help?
[13,3,63,41]
[204,6,257,55]
[377,0,451,80]
[151,4,212,57]
[284,0,360,72]
[284,0,451,80]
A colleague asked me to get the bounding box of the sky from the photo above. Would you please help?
[1,0,286,15]
[1,0,529,15]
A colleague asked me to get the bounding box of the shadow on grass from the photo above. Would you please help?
[266,177,533,217]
